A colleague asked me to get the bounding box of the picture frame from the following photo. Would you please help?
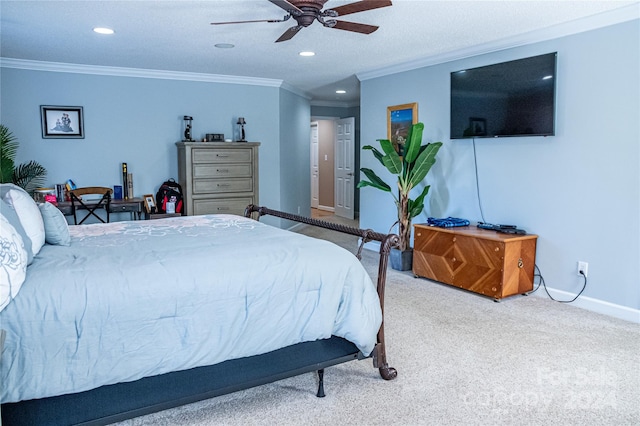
[387,102,418,156]
[40,105,84,139]
[468,117,487,136]
[143,194,156,214]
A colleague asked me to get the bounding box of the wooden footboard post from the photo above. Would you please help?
[244,204,399,381]
[374,233,399,381]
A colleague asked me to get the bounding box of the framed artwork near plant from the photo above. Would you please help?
[40,105,84,139]
[387,102,418,156]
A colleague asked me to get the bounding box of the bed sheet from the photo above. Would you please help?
[0,214,381,403]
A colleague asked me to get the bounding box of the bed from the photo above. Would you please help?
[0,192,398,426]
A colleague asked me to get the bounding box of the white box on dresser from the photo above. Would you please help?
[176,142,260,216]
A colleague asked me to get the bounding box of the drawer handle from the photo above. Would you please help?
[216,154,229,158]
[217,184,231,187]
[518,258,524,268]
[217,207,230,211]
[217,169,229,173]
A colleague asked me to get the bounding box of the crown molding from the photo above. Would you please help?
[358,4,639,81]
[310,100,359,108]
[0,58,284,87]
[280,81,311,100]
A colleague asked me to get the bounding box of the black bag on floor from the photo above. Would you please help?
[155,179,183,214]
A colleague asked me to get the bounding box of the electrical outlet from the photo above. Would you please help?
[578,261,588,278]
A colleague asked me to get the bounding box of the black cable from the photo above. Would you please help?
[472,137,487,223]
[532,264,588,303]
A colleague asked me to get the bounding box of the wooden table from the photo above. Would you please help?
[56,198,145,221]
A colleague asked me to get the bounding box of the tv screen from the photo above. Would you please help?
[450,52,557,139]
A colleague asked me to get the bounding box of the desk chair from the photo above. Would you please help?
[69,187,113,225]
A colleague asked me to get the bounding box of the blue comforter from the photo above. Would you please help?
[0,215,382,403]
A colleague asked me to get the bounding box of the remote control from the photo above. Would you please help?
[477,222,497,230]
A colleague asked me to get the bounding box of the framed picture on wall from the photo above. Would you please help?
[387,102,418,156]
[40,105,84,139]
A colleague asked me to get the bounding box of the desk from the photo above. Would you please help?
[56,198,144,221]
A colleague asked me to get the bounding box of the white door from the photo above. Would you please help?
[310,122,319,209]
[334,117,355,219]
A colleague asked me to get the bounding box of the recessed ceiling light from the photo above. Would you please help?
[299,51,315,57]
[336,90,346,94]
[215,43,235,49]
[93,27,114,35]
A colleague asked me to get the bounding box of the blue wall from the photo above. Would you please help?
[360,20,639,317]
[0,66,309,227]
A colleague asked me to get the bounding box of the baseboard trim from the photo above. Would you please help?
[532,287,640,324]
[360,240,640,324]
[317,205,335,212]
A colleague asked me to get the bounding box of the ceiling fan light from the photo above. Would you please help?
[93,27,114,35]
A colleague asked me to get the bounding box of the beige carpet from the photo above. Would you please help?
[118,218,640,425]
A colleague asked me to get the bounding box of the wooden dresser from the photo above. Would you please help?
[413,224,537,300]
[176,142,259,216]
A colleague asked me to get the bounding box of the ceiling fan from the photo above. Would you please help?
[211,0,392,42]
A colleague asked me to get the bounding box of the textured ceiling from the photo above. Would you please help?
[1,1,638,104]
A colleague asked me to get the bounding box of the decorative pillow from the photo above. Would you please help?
[0,199,34,264]
[39,202,71,246]
[0,215,28,312]
[0,183,24,199]
[4,188,45,256]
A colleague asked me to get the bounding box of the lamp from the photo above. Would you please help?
[236,117,246,142]
[183,116,194,142]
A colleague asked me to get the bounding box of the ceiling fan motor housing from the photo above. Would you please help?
[290,0,329,27]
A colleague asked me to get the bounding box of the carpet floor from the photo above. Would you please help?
[117,217,640,425]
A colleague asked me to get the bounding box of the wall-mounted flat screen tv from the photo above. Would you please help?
[450,52,557,139]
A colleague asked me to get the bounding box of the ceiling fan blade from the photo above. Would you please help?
[275,25,303,42]
[330,0,392,17]
[331,20,379,34]
[268,0,304,16]
[211,18,285,25]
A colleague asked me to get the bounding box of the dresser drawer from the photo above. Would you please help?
[192,148,252,164]
[193,178,253,194]
[193,197,254,216]
[193,163,252,179]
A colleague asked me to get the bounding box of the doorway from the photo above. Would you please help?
[310,117,357,223]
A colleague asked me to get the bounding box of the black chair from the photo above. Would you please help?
[69,187,113,225]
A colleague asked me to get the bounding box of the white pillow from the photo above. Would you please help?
[4,188,45,256]
[39,202,71,246]
[1,199,34,264]
[0,215,28,312]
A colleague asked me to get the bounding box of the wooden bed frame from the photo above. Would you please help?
[1,206,398,426]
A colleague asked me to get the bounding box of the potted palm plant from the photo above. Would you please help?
[357,122,442,271]
[1,124,47,193]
